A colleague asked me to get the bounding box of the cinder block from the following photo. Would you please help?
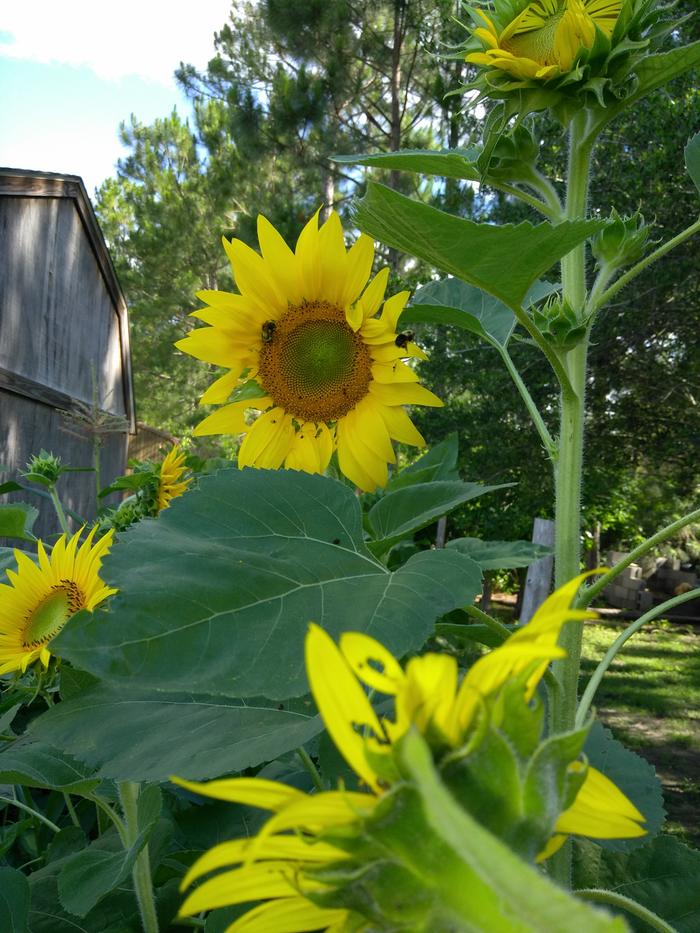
[637,591,654,611]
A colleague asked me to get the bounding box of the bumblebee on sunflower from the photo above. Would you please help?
[176,211,442,493]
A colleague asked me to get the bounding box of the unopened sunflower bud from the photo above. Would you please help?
[23,450,63,486]
[592,210,651,269]
[532,296,588,351]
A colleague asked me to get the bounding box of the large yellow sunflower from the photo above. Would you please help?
[467,0,622,82]
[0,527,116,675]
[156,444,191,512]
[175,211,442,492]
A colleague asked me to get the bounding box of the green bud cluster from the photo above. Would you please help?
[591,209,651,270]
[531,296,589,351]
[488,124,540,179]
[23,449,63,486]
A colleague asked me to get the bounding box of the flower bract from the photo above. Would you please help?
[0,526,116,675]
[157,444,191,512]
[175,211,442,491]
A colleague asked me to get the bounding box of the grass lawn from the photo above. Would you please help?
[580,620,700,848]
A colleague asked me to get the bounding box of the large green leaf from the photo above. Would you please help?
[367,479,508,553]
[0,503,38,542]
[573,835,700,932]
[387,434,460,489]
[584,723,665,851]
[447,537,552,570]
[405,278,559,348]
[685,131,700,197]
[353,182,602,308]
[0,867,30,933]
[333,147,482,180]
[54,469,480,700]
[57,787,161,917]
[0,741,100,795]
[29,688,325,782]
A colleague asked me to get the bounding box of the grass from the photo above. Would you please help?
[580,620,700,847]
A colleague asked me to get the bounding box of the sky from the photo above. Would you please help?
[0,1,232,198]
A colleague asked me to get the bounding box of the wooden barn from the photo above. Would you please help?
[0,168,136,539]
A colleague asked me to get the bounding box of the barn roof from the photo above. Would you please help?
[0,167,136,431]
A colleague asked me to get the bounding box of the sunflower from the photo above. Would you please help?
[175,211,442,492]
[467,0,622,82]
[173,575,645,931]
[157,444,191,512]
[0,527,116,675]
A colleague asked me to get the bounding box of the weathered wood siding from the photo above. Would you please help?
[0,170,135,541]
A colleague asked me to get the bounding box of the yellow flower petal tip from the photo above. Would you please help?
[0,527,115,676]
[156,445,191,512]
[177,212,439,491]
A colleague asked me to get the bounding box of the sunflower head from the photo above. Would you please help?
[0,527,116,676]
[157,444,191,512]
[175,211,442,492]
[462,0,684,122]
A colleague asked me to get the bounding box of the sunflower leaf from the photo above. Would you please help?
[405,278,560,348]
[0,502,39,542]
[0,867,30,933]
[573,835,700,932]
[353,183,602,308]
[446,538,553,570]
[583,722,665,850]
[332,147,482,180]
[685,131,700,197]
[29,689,325,782]
[53,469,481,700]
[0,741,100,794]
[367,479,509,554]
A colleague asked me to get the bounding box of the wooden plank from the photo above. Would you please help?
[519,517,555,624]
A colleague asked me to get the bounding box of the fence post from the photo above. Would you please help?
[519,517,555,624]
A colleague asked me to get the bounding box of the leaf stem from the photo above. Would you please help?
[497,344,556,457]
[576,888,677,933]
[49,485,71,536]
[577,507,700,608]
[576,588,700,728]
[0,793,61,833]
[118,781,159,933]
[463,604,512,640]
[88,792,128,846]
[63,792,81,828]
[593,216,700,312]
[297,746,324,792]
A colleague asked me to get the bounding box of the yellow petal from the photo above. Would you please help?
[295,210,323,299]
[193,400,254,437]
[199,371,243,406]
[305,623,383,791]
[335,421,381,492]
[342,233,374,307]
[358,267,390,319]
[223,238,285,315]
[238,408,294,469]
[179,863,298,915]
[369,382,443,408]
[377,405,425,447]
[228,897,347,933]
[380,291,409,331]
[171,775,304,811]
[257,214,302,306]
[339,631,405,695]
[350,400,395,464]
[556,766,646,839]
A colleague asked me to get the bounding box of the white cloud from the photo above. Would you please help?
[0,0,232,85]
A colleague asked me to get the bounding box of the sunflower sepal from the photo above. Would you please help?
[531,296,589,351]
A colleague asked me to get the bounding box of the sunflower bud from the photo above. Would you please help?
[23,450,63,487]
[591,209,651,269]
[531,296,588,350]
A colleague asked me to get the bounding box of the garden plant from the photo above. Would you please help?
[1,0,700,930]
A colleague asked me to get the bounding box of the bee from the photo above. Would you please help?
[394,330,415,349]
[261,320,276,343]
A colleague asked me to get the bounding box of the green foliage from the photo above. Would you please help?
[0,867,30,932]
[685,131,700,195]
[28,688,324,782]
[574,835,700,931]
[52,469,482,699]
[584,723,666,851]
[0,742,101,795]
[354,182,602,308]
[446,537,552,570]
[0,503,38,543]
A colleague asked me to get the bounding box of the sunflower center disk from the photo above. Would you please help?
[258,301,372,422]
[23,582,82,647]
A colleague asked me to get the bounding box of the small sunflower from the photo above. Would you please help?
[175,211,442,492]
[157,444,191,512]
[467,0,621,82]
[0,527,116,675]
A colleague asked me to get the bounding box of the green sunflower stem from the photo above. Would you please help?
[48,485,70,536]
[548,111,595,889]
[576,888,677,933]
[118,781,159,933]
